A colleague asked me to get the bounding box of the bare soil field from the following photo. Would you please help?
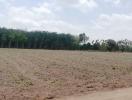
[58,88,132,100]
[0,49,132,100]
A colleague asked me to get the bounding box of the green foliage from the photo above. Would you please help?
[100,40,107,51]
[106,39,118,51]
[0,27,131,52]
[0,28,77,50]
[92,40,100,50]
[79,33,89,44]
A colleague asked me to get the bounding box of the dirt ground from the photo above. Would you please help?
[58,88,132,100]
[0,49,132,100]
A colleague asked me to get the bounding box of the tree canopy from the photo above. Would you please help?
[0,27,132,52]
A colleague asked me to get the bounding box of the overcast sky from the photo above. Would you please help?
[0,0,132,40]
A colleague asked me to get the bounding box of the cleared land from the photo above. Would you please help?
[0,49,132,100]
[58,88,132,100]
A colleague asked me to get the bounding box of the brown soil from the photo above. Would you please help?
[58,88,132,100]
[0,49,132,100]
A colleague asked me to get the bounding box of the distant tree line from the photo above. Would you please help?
[0,27,132,52]
[0,28,78,50]
[79,33,132,52]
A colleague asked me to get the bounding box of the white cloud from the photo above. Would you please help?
[96,14,132,30]
[53,0,98,13]
[105,0,121,5]
[0,0,11,11]
[74,0,98,12]
[0,0,132,40]
[32,3,52,14]
[79,0,98,8]
[0,1,83,34]
[87,13,132,40]
[114,0,121,4]
[0,0,98,32]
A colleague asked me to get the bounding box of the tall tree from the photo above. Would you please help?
[79,33,89,44]
[106,39,118,51]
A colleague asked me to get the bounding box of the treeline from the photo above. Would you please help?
[79,33,132,52]
[0,28,77,50]
[0,27,132,52]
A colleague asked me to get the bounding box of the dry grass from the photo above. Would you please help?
[0,49,132,100]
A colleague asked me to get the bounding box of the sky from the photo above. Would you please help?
[0,0,132,40]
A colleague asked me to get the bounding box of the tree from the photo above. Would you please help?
[106,39,118,51]
[100,40,107,51]
[92,40,100,50]
[0,27,131,52]
[118,39,132,52]
[79,33,89,44]
[80,42,92,50]
[7,30,15,48]
[1,33,7,48]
